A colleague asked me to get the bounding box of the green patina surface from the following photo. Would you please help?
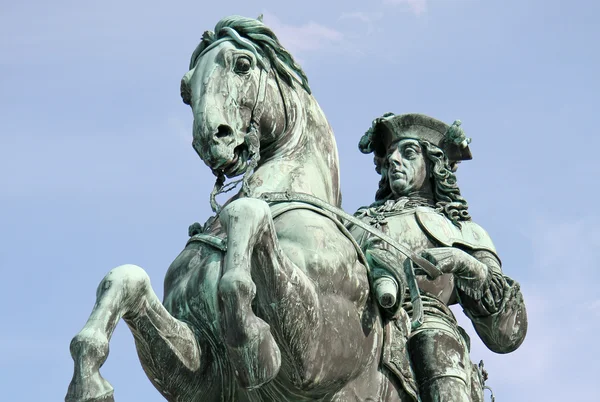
[66,15,527,402]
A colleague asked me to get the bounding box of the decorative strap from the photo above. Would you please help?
[249,67,269,133]
[186,233,227,251]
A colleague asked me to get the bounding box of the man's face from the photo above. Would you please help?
[386,139,430,197]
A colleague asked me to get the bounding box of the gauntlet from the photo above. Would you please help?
[420,247,490,299]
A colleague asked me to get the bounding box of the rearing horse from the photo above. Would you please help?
[66,16,414,402]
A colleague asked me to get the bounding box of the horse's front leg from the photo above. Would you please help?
[217,198,284,390]
[65,264,201,402]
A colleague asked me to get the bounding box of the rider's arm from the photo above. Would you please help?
[457,250,528,354]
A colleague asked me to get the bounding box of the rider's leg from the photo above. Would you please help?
[407,326,473,402]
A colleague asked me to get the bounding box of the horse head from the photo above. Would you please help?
[181,16,309,176]
[181,16,341,207]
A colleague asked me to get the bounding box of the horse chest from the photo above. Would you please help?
[274,210,370,300]
[164,217,228,325]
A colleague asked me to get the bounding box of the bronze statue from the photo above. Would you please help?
[65,15,527,402]
[350,113,528,402]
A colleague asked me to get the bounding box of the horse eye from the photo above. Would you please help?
[234,57,252,74]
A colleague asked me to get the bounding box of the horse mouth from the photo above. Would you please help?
[219,142,249,178]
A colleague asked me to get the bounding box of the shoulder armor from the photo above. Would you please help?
[458,221,497,255]
[415,207,498,259]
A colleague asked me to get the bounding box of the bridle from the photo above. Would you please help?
[199,39,290,213]
[207,65,284,213]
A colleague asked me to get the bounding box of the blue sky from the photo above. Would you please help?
[1,0,598,400]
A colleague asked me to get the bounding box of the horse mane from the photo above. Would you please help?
[189,15,311,94]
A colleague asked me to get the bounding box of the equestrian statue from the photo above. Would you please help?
[65,15,527,402]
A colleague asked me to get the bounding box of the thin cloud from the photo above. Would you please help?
[261,12,343,55]
[383,0,428,15]
[339,11,384,24]
[339,11,385,35]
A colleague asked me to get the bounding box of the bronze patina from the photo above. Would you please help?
[65,15,527,402]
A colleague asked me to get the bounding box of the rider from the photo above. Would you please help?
[349,113,528,402]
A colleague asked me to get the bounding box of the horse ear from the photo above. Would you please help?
[257,14,264,22]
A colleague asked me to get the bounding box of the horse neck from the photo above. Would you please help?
[251,86,341,207]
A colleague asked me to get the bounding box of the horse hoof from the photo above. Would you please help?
[67,331,114,402]
[65,374,114,402]
[65,393,114,402]
[227,323,282,389]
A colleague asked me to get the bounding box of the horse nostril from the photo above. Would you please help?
[215,125,234,139]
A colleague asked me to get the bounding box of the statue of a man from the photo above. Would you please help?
[349,113,528,402]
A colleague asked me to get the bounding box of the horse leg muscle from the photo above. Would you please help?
[65,264,201,402]
[219,198,329,389]
[217,198,284,390]
[239,206,378,391]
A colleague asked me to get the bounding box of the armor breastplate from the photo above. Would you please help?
[354,204,499,304]
[369,208,458,305]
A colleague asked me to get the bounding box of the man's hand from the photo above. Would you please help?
[418,247,490,298]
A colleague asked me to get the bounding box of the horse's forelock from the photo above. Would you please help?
[188,16,311,94]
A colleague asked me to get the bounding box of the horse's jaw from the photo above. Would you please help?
[218,141,252,179]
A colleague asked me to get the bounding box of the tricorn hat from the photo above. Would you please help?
[359,113,472,173]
